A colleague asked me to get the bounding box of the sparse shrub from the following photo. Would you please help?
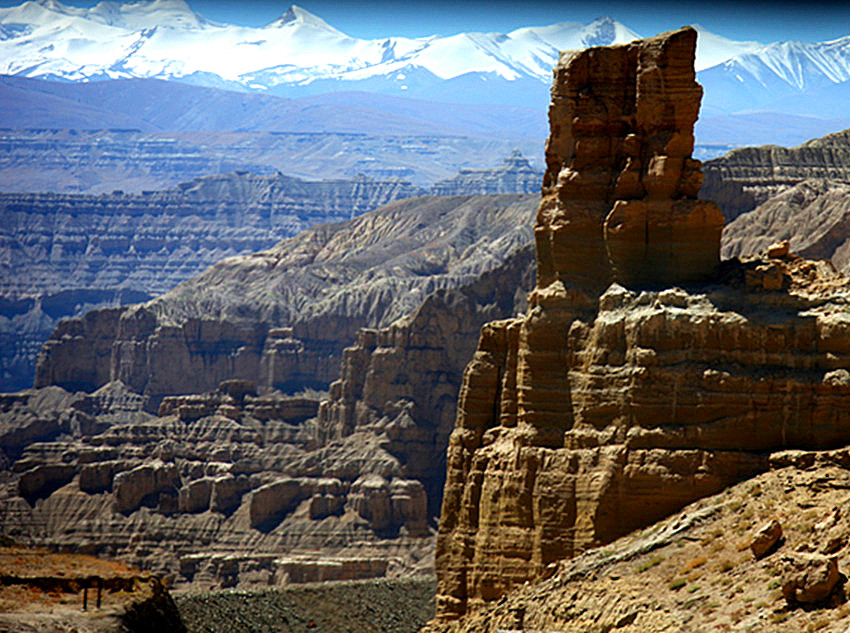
[638,555,664,573]
[681,556,708,573]
[669,579,686,591]
[717,559,735,572]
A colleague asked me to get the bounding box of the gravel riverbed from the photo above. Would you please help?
[175,577,436,633]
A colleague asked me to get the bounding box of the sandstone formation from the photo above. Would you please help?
[722,179,850,274]
[1,171,421,300]
[0,236,539,591]
[0,171,421,392]
[534,27,722,292]
[433,28,850,621]
[318,244,536,516]
[34,194,537,407]
[423,447,850,633]
[430,151,542,196]
[0,379,435,590]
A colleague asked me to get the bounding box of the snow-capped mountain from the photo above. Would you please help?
[2,0,850,140]
[0,0,762,107]
[698,35,850,114]
[0,1,636,91]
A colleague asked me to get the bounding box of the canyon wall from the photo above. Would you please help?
[318,244,536,516]
[0,245,535,590]
[0,171,420,392]
[33,194,537,407]
[433,27,850,621]
[702,127,850,221]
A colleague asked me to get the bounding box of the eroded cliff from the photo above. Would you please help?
[34,194,537,407]
[702,127,850,221]
[433,27,850,621]
[0,171,421,391]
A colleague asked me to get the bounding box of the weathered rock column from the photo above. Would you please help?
[433,27,850,622]
[536,26,723,293]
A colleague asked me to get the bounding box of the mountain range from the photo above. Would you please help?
[1,0,850,152]
[0,2,845,109]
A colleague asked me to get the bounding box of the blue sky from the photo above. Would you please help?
[4,0,850,44]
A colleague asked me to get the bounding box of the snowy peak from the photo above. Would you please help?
[1,0,849,118]
[691,24,763,70]
[267,4,341,33]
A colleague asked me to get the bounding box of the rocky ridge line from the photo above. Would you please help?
[33,194,538,408]
[702,127,850,221]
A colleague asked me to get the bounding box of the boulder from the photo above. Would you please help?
[781,552,840,604]
[750,518,783,559]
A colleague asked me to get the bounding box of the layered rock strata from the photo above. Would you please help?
[434,28,850,621]
[318,244,536,516]
[430,151,542,196]
[0,380,434,590]
[424,447,850,633]
[0,171,421,391]
[702,127,850,221]
[34,194,537,407]
[722,179,850,274]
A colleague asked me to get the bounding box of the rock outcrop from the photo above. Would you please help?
[0,545,185,633]
[702,127,850,221]
[433,28,850,621]
[0,379,435,590]
[34,194,537,407]
[318,244,536,516]
[0,171,421,392]
[423,447,850,633]
[722,179,850,274]
[430,151,542,196]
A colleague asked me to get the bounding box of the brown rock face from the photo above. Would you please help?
[536,27,723,292]
[433,28,850,621]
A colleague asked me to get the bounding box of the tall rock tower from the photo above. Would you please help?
[433,27,850,621]
[535,26,723,292]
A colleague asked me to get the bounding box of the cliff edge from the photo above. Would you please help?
[433,27,850,621]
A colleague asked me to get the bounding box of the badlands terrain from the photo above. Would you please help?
[3,9,850,633]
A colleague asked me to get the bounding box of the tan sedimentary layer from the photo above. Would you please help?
[34,194,536,406]
[433,27,850,621]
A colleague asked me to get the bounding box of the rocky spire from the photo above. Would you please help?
[536,26,723,291]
